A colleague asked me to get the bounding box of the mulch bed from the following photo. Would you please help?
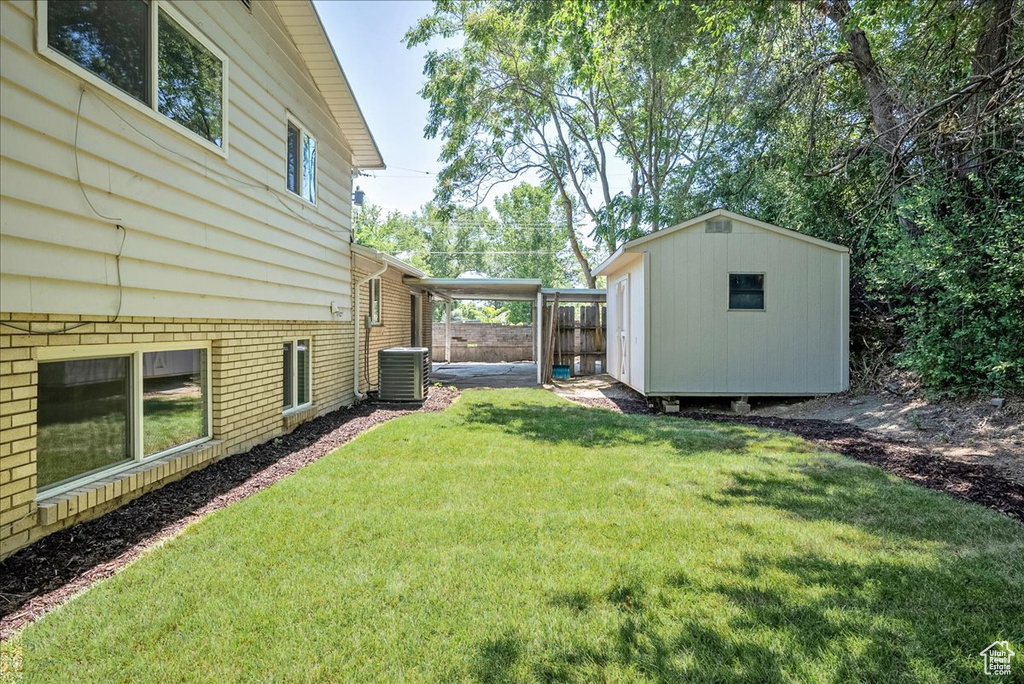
[0,388,459,640]
[571,394,1024,523]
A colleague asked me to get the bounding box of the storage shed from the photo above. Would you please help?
[593,209,849,398]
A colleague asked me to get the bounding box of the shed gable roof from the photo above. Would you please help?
[593,209,848,277]
[272,1,384,170]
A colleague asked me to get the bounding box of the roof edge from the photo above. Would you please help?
[352,244,425,278]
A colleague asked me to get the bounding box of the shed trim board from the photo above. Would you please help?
[596,209,849,397]
[593,208,849,277]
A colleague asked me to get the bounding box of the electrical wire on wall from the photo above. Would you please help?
[87,88,351,237]
[3,90,127,335]
[363,322,375,391]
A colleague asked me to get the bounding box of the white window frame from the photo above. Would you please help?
[285,113,318,206]
[282,337,313,414]
[35,341,213,498]
[369,277,382,325]
[35,0,230,156]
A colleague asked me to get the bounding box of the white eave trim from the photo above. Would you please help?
[273,0,384,170]
[351,244,425,278]
[598,208,851,272]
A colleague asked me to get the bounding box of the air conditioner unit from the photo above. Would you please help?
[378,347,430,402]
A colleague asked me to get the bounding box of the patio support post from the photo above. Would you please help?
[535,291,543,384]
[444,299,451,364]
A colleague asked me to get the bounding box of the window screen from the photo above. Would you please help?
[729,273,765,310]
[296,340,310,406]
[282,342,294,408]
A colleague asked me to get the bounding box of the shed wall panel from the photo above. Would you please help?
[644,218,846,395]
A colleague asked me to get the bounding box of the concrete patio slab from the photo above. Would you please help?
[431,362,539,389]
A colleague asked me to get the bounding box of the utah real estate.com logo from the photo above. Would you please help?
[980,641,1015,676]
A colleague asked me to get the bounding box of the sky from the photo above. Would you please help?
[314,0,627,261]
[315,0,452,216]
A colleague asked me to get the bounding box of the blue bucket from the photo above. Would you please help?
[552,364,571,380]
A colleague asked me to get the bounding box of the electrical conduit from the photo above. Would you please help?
[353,256,389,401]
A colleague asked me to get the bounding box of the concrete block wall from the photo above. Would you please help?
[432,323,535,363]
[0,312,354,559]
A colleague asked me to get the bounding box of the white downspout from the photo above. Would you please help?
[353,258,389,401]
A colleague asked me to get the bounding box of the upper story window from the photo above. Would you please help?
[287,117,317,204]
[41,1,227,151]
[46,1,150,104]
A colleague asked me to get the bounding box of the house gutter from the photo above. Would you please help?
[353,258,389,401]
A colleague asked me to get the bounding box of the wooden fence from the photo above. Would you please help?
[541,303,606,382]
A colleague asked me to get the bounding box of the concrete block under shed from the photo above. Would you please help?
[731,399,751,415]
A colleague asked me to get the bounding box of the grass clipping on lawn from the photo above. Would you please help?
[15,389,1024,683]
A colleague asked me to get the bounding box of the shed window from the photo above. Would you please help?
[729,273,765,310]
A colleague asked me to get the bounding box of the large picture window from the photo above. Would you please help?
[37,345,211,494]
[40,0,227,150]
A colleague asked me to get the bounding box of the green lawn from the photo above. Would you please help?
[17,389,1024,682]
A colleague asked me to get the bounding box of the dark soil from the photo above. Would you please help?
[0,388,459,640]
[571,394,1024,523]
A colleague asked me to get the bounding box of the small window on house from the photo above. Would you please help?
[47,0,151,105]
[286,118,317,204]
[37,346,211,494]
[283,339,312,411]
[729,273,765,310]
[369,278,382,324]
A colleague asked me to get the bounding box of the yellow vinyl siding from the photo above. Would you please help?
[0,0,355,321]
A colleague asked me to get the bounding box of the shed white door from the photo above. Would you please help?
[614,275,630,385]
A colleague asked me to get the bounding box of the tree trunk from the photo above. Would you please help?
[558,188,595,287]
[823,0,905,158]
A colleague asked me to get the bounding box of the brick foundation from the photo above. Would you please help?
[0,313,354,558]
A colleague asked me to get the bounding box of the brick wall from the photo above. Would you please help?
[0,312,354,558]
[432,323,535,363]
[354,266,419,393]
